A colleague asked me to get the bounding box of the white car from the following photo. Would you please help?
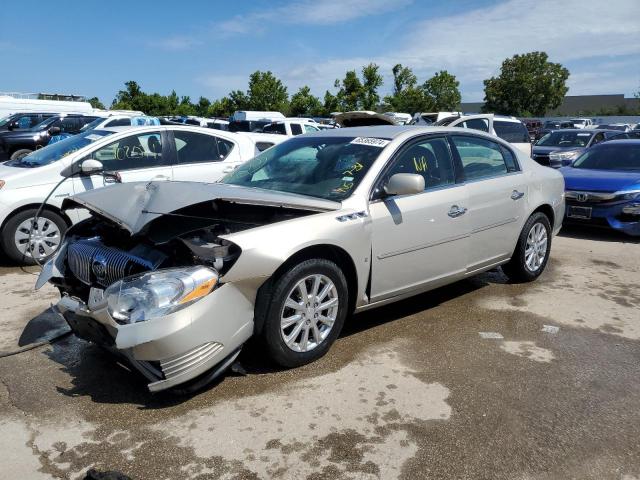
[80,115,160,131]
[438,114,532,157]
[0,125,259,264]
[262,119,322,136]
[570,118,594,129]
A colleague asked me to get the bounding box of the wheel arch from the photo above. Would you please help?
[531,203,555,228]
[1,203,73,232]
[253,243,359,335]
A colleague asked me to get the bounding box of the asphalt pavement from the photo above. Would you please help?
[1,226,639,480]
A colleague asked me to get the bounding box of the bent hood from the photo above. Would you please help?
[62,181,341,234]
[560,167,640,192]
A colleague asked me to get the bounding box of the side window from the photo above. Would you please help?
[262,123,287,135]
[105,118,132,127]
[456,118,490,132]
[383,137,455,191]
[291,123,303,135]
[172,131,234,164]
[304,124,319,133]
[452,135,510,181]
[494,120,530,143]
[15,115,33,128]
[256,142,274,152]
[500,145,519,172]
[591,133,605,145]
[59,117,80,133]
[90,131,164,171]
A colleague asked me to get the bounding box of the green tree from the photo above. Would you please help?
[196,96,211,116]
[247,70,289,111]
[384,64,433,114]
[87,96,105,110]
[335,70,363,111]
[482,51,569,116]
[289,86,322,116]
[323,90,340,115]
[423,70,461,111]
[228,90,251,111]
[360,63,383,110]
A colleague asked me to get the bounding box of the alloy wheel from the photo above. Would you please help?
[524,222,548,272]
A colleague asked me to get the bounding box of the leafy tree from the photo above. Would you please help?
[196,96,211,116]
[360,63,383,110]
[384,64,432,114]
[335,70,363,111]
[228,90,251,111]
[247,71,289,111]
[423,70,461,111]
[482,51,569,116]
[289,86,322,116]
[323,90,340,115]
[87,97,105,110]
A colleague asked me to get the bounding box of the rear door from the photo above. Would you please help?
[169,129,241,182]
[449,134,527,273]
[493,119,532,157]
[73,129,173,193]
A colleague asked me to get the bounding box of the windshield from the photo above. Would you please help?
[222,136,387,200]
[5,130,113,168]
[543,121,562,128]
[572,144,640,171]
[0,115,15,127]
[537,131,592,147]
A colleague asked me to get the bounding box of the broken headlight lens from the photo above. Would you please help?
[105,266,218,323]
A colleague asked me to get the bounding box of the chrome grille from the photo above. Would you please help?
[67,239,155,287]
[159,342,224,381]
[565,190,617,204]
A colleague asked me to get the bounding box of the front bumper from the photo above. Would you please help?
[54,283,255,392]
[565,200,640,236]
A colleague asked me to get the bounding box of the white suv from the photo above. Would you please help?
[261,119,321,136]
[0,125,259,264]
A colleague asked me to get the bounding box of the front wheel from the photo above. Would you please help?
[260,258,349,368]
[1,209,67,265]
[502,212,552,283]
[10,149,33,161]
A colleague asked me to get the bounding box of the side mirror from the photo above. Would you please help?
[48,126,61,135]
[383,173,425,196]
[81,159,104,174]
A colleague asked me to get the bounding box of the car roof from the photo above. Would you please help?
[594,139,640,145]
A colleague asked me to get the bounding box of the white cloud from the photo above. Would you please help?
[147,35,202,51]
[217,0,413,35]
[276,0,640,100]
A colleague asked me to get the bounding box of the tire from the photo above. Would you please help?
[502,212,552,283]
[10,149,33,161]
[260,258,349,368]
[1,208,67,265]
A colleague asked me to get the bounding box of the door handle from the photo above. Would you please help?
[448,205,467,218]
[152,175,171,181]
[222,165,236,173]
[511,190,525,200]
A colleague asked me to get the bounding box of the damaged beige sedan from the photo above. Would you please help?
[38,126,565,392]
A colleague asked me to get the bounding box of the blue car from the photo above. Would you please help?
[560,140,640,236]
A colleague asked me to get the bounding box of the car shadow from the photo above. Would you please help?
[44,270,506,408]
[559,225,640,244]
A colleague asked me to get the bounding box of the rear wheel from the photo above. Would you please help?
[10,149,33,161]
[502,212,551,283]
[260,258,349,368]
[1,209,67,265]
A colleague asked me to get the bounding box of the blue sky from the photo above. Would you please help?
[1,0,638,106]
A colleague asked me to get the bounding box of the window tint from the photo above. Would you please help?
[500,145,519,172]
[383,137,455,191]
[590,132,605,145]
[262,123,287,135]
[456,118,489,132]
[256,142,275,152]
[173,131,234,164]
[452,135,510,181]
[14,115,35,128]
[494,120,530,143]
[105,118,132,127]
[50,117,80,133]
[90,131,165,171]
[291,123,303,135]
[303,124,319,133]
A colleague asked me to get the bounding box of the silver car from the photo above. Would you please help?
[38,126,565,392]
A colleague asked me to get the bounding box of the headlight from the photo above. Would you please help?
[105,266,218,323]
[549,150,580,161]
[619,190,640,201]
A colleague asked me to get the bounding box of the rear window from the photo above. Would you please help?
[494,120,530,143]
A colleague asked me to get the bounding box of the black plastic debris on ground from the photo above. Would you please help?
[84,469,133,480]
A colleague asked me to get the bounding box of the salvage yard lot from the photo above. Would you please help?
[1,227,639,480]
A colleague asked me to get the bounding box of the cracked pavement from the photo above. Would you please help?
[0,226,639,480]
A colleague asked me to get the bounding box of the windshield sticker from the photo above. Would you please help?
[350,137,390,148]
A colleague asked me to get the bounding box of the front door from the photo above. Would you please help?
[73,129,173,194]
[449,134,527,272]
[369,135,470,301]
